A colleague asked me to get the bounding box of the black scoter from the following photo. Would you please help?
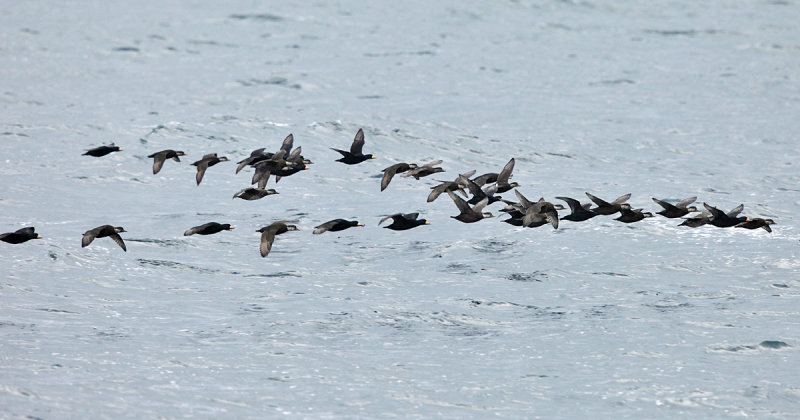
[332,128,375,164]
[184,222,234,236]
[0,227,41,244]
[83,143,121,157]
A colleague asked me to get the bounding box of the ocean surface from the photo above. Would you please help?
[2,1,799,418]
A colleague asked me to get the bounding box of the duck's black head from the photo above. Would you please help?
[114,227,126,233]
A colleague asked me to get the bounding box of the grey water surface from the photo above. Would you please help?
[2,1,800,418]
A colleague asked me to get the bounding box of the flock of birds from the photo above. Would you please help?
[1,129,775,257]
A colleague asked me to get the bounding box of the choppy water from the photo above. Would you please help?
[2,1,800,418]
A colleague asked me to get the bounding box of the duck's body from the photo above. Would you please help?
[148,149,185,174]
[736,218,775,233]
[652,197,698,218]
[192,153,229,185]
[679,211,712,228]
[586,192,631,215]
[381,162,417,191]
[82,225,127,251]
[313,219,363,234]
[523,197,560,229]
[614,204,653,223]
[426,170,476,202]
[401,160,444,180]
[184,222,233,236]
[704,203,747,228]
[332,128,374,164]
[83,143,121,157]
[0,227,40,244]
[257,221,298,257]
[557,196,598,222]
[379,213,429,230]
[447,191,493,223]
[233,187,278,200]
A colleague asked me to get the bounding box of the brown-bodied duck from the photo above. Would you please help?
[426,170,476,202]
[381,162,418,191]
[257,221,298,257]
[148,149,185,174]
[82,225,127,251]
[400,160,444,180]
[192,153,229,185]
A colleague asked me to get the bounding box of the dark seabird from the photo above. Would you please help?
[0,227,41,244]
[704,203,747,228]
[82,225,127,251]
[461,175,502,205]
[273,161,308,182]
[191,153,229,185]
[257,221,298,257]
[557,196,598,222]
[313,219,363,234]
[251,150,287,189]
[585,192,631,215]
[401,160,444,179]
[332,128,375,164]
[652,197,699,218]
[379,213,429,230]
[233,187,278,200]
[148,149,185,174]
[614,204,653,223]
[495,158,520,193]
[500,190,532,226]
[736,218,775,233]
[381,162,418,191]
[83,143,121,157]
[236,135,306,174]
[523,197,560,229]
[447,191,493,223]
[427,170,476,202]
[273,145,311,183]
[679,211,712,228]
[184,222,234,236]
[236,147,268,174]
